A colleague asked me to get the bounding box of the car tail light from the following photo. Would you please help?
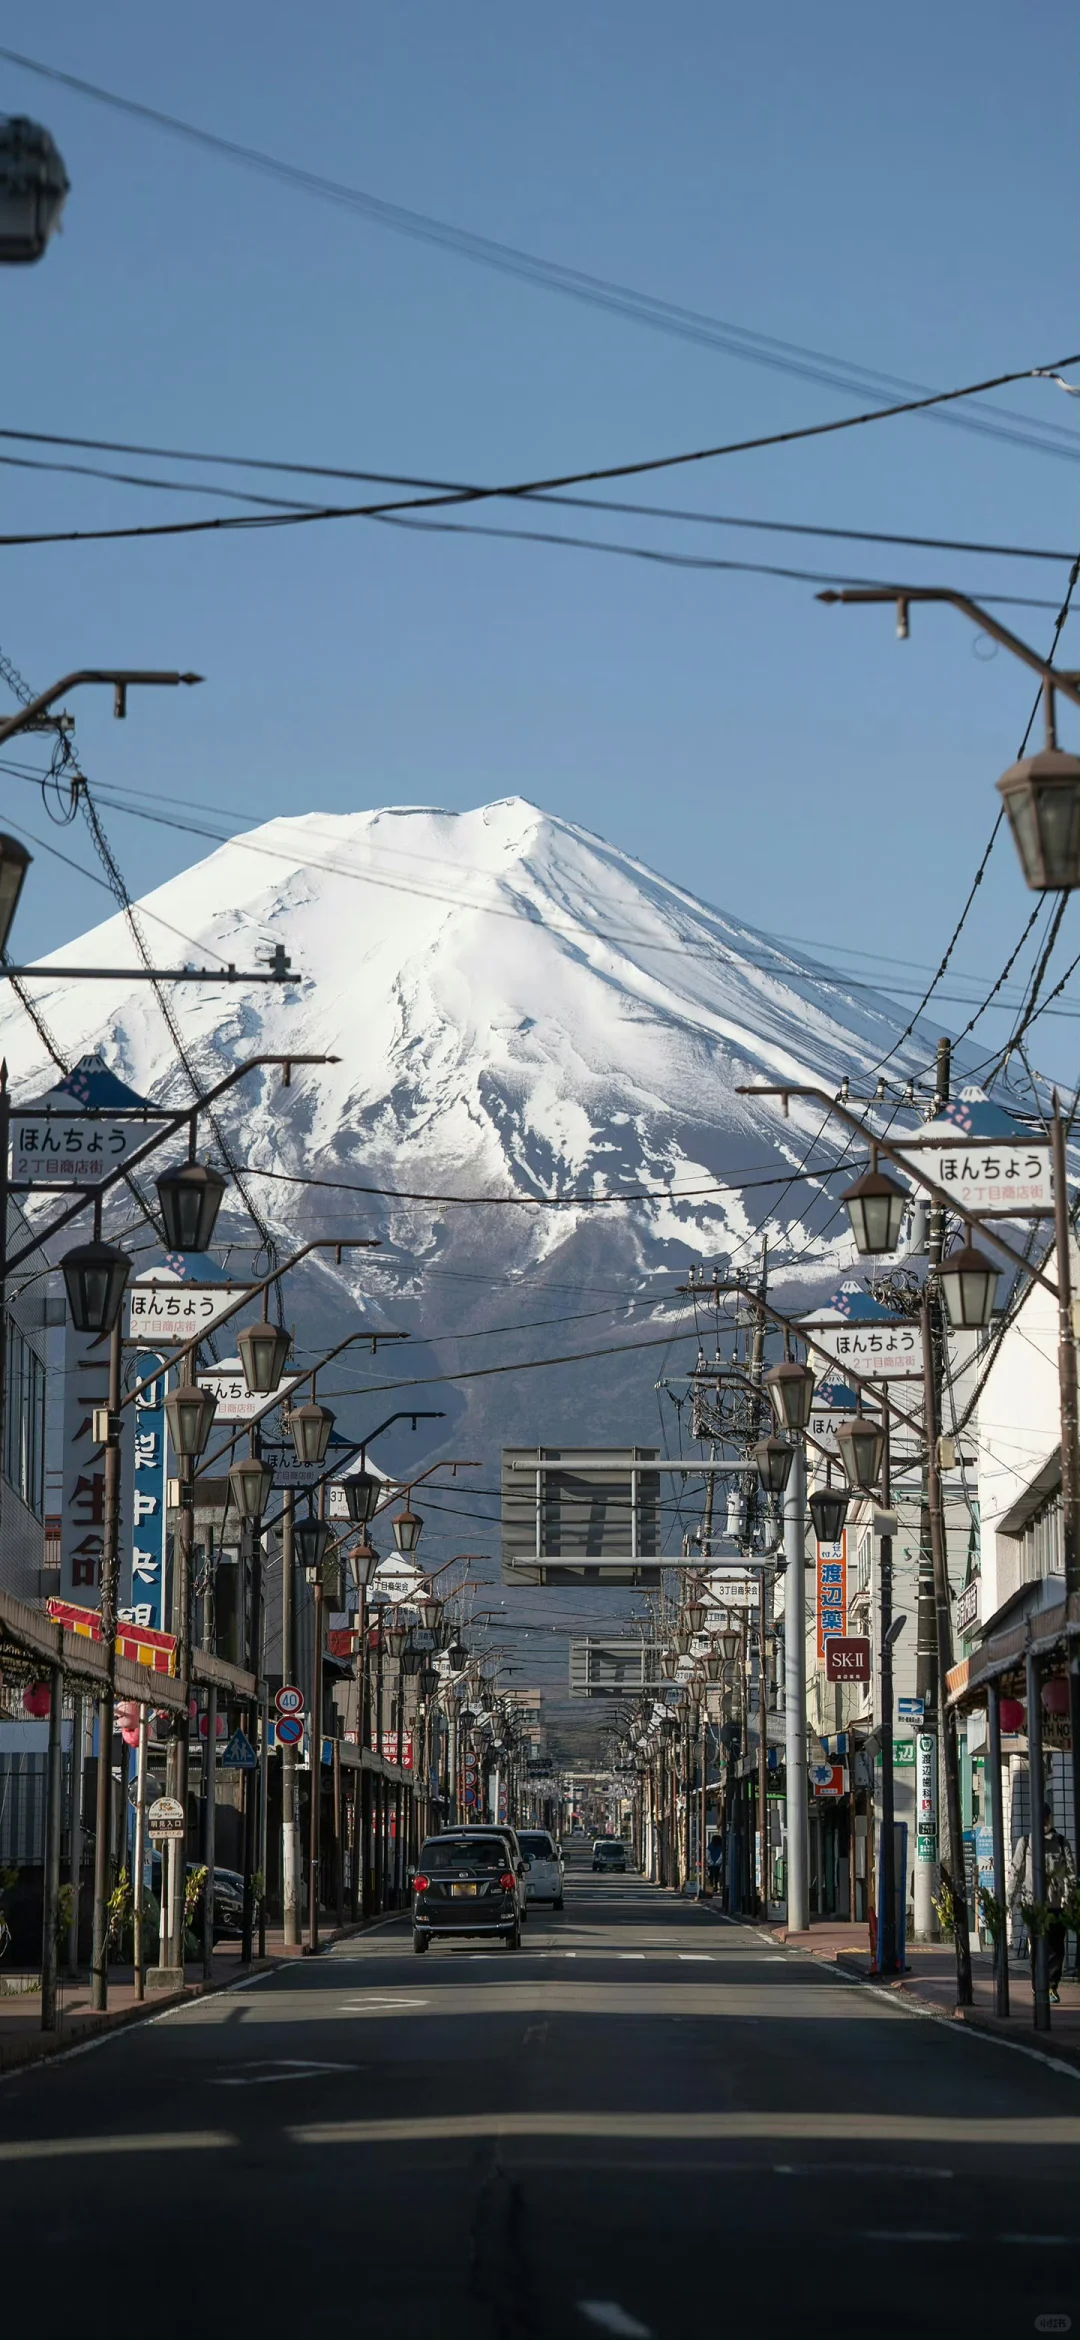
[499,1872,515,1890]
[413,1874,430,1893]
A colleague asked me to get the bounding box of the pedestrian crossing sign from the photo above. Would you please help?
[221,1727,257,1769]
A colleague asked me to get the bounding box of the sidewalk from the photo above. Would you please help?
[0,1908,389,2074]
[761,1913,1080,2065]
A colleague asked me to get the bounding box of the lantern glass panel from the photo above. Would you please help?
[348,1537,380,1589]
[835,1420,885,1491]
[998,749,1080,892]
[753,1437,795,1496]
[296,1517,331,1579]
[61,1240,131,1335]
[288,1401,335,1465]
[343,1469,380,1524]
[228,1457,274,1518]
[842,1168,909,1257]
[766,1359,815,1433]
[938,1244,998,1330]
[164,1381,217,1462]
[393,1507,423,1554]
[237,1318,290,1397]
[155,1161,227,1256]
[809,1487,851,1544]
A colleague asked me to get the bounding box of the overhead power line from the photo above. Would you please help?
[0,426,1074,562]
[2,47,1078,467]
[2,352,1078,551]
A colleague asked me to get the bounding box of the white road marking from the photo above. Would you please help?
[863,2230,1075,2248]
[0,2131,233,2162]
[212,2060,356,2087]
[338,1998,428,2014]
[618,1953,646,1961]
[577,2303,653,2338]
[678,1954,713,1962]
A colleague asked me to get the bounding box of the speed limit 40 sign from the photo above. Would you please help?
[276,1685,303,1717]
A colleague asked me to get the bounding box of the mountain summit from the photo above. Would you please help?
[9,797,944,1758]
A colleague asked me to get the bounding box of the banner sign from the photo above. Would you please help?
[809,1321,923,1380]
[816,1533,848,1658]
[196,1362,303,1423]
[897,1138,1051,1216]
[131,1352,169,1631]
[12,1112,167,1185]
[59,1324,134,1608]
[128,1282,249,1342]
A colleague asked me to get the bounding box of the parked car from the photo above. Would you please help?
[452,1826,529,1921]
[517,1829,564,1909]
[592,1838,629,1873]
[147,1859,245,1941]
[412,1833,521,1952]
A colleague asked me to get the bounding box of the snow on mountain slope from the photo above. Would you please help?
[4,798,953,1757]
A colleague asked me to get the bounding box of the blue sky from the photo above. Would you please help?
[2,0,1079,1080]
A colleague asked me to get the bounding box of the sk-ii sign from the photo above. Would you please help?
[129,1352,169,1632]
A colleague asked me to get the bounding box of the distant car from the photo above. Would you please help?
[517,1829,564,1909]
[412,1833,521,1952]
[592,1839,629,1873]
[148,1858,245,1940]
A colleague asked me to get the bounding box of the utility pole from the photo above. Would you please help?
[784,1440,809,1933]
[281,1489,301,1948]
[914,1035,949,1941]
[90,1315,123,2012]
[921,1287,973,2004]
[878,1401,899,1975]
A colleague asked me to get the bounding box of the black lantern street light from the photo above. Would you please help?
[841,1153,910,1257]
[348,1535,381,1591]
[997,743,1080,894]
[765,1358,816,1433]
[288,1400,335,1466]
[61,1239,131,1335]
[809,1486,851,1544]
[342,1469,381,1525]
[155,1160,227,1256]
[393,1504,424,1554]
[938,1241,1000,1331]
[164,1376,217,1464]
[0,118,70,264]
[753,1436,796,1497]
[684,1597,706,1637]
[835,1417,885,1492]
[228,1454,274,1521]
[237,1316,291,1398]
[295,1514,332,1583]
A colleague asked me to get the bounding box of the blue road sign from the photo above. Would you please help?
[221,1727,257,1770]
[898,1696,925,1722]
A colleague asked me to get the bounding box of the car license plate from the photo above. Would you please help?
[451,1882,478,1897]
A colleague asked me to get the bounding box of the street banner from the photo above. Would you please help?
[196,1360,303,1423]
[59,1322,134,1608]
[46,1597,176,1674]
[816,1532,848,1657]
[808,1319,923,1380]
[130,1351,169,1631]
[892,1087,1052,1215]
[11,1052,166,1185]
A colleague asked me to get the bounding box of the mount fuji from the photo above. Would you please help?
[5,797,955,1756]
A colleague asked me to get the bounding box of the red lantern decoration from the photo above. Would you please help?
[22,1680,50,1718]
[1042,1676,1070,1717]
[115,1699,141,1746]
[999,1697,1026,1734]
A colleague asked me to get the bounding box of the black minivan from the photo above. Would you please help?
[412,1833,521,1953]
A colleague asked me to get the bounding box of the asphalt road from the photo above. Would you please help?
[4,1865,1078,2340]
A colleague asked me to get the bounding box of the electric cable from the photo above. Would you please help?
[2,351,1077,550]
[0,426,1074,563]
[2,48,1078,466]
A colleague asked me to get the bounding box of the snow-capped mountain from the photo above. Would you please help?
[3,798,954,1757]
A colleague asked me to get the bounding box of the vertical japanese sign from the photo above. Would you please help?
[59,1326,134,1607]
[129,1353,169,1632]
[816,1533,848,1658]
[916,1732,938,1865]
